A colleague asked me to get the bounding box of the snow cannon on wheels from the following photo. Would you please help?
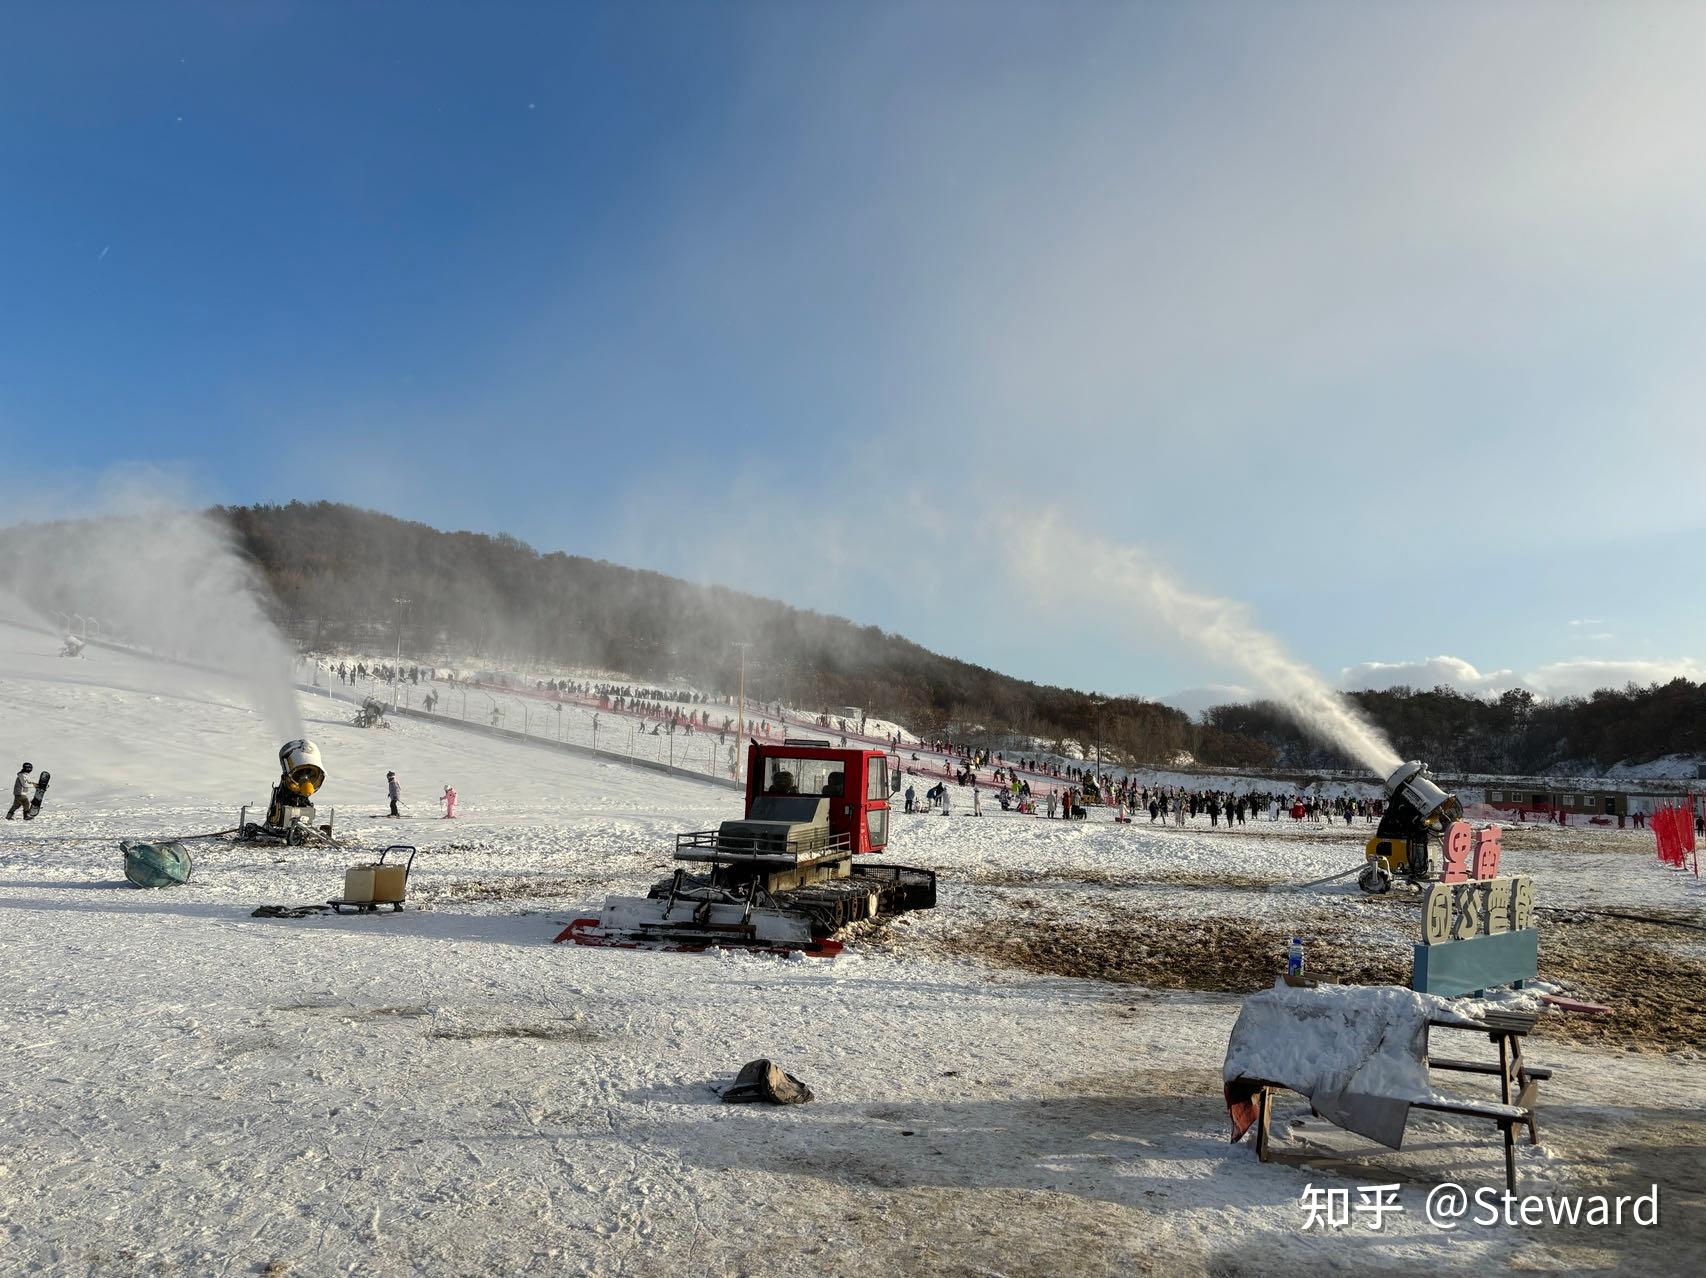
[240,739,336,846]
[1359,760,1463,893]
[560,739,936,956]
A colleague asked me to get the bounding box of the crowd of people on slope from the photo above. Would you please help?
[895,736,1394,828]
[1117,787,1383,827]
[333,660,434,686]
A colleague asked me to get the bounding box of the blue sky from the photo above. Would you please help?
[4,2,1703,705]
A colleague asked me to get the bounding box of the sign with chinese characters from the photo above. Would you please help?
[1440,820,1502,883]
[1421,875,1533,946]
[1412,829,1539,995]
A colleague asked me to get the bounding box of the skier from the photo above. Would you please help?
[386,771,401,818]
[441,784,457,819]
[904,784,915,814]
[8,763,34,820]
[973,786,982,816]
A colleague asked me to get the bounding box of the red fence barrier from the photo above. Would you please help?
[1652,800,1698,874]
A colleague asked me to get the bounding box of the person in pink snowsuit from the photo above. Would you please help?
[441,785,457,819]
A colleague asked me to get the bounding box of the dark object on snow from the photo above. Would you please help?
[24,770,49,820]
[722,1059,814,1105]
[122,839,194,888]
[251,903,336,918]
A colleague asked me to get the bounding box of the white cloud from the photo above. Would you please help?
[1339,656,1518,696]
[1523,659,1706,700]
[1158,684,1254,721]
[1339,654,1704,700]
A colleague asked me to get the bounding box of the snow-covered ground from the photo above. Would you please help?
[4,621,1703,1276]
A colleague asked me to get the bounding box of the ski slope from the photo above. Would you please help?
[2,621,1701,1276]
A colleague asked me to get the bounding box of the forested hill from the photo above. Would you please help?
[1204,681,1706,778]
[218,501,1216,763]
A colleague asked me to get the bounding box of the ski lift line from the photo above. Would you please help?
[293,681,742,792]
[358,672,1193,803]
[320,667,1107,794]
[446,674,1146,794]
[317,672,1377,810]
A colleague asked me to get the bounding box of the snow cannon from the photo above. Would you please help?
[242,739,335,846]
[1359,760,1464,893]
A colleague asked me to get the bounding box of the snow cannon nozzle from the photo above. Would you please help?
[278,739,325,796]
[1381,759,1461,828]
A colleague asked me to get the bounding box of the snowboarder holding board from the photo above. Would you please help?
[8,763,34,819]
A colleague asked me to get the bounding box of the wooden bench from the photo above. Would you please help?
[1429,1009,1551,1157]
[1409,1096,1533,1191]
[1249,1009,1553,1191]
[1251,1085,1534,1191]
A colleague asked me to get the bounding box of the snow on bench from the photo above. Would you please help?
[1223,980,1548,1190]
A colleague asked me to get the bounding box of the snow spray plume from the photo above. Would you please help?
[1008,511,1401,777]
[0,497,303,742]
[0,585,54,634]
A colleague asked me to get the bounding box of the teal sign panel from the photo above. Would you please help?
[1411,929,1538,997]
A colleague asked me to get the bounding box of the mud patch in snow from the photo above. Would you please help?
[1532,915,1706,1051]
[933,906,1410,993]
[276,1001,435,1021]
[429,1021,601,1043]
[412,875,597,905]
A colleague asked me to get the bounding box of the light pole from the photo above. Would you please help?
[732,641,752,748]
[391,597,410,708]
